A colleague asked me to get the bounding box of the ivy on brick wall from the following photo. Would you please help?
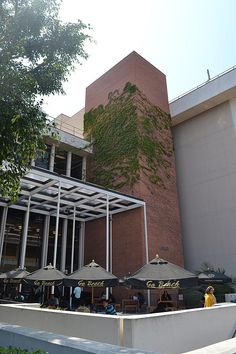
[84,82,173,189]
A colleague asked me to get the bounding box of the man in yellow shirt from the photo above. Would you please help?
[204,286,217,307]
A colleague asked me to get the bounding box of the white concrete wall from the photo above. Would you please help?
[0,322,157,354]
[123,304,236,353]
[0,304,120,346]
[172,98,236,277]
[0,303,236,354]
[183,338,236,354]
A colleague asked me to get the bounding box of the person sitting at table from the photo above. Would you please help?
[59,295,69,310]
[102,299,117,315]
[47,294,59,309]
[152,290,172,313]
[76,299,90,313]
[160,290,172,303]
[137,292,145,310]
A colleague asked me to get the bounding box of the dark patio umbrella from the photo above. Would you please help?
[126,255,197,289]
[63,260,118,303]
[24,263,65,286]
[0,267,30,284]
[198,270,232,284]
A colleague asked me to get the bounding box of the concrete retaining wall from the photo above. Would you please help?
[0,303,236,353]
[0,322,157,354]
[122,304,236,353]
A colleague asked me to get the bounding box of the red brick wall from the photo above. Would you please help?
[86,51,169,114]
[84,52,183,289]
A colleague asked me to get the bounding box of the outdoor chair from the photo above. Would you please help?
[122,299,139,313]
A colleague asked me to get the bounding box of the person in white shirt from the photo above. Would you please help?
[73,286,82,308]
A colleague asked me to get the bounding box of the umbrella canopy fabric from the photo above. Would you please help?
[24,264,65,286]
[126,255,197,289]
[63,260,118,288]
[198,270,232,284]
[0,268,30,284]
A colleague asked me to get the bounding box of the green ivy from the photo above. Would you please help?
[84,82,173,189]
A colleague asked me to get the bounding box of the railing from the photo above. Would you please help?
[54,120,84,139]
[169,64,236,103]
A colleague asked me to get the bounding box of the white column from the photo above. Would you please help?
[109,215,113,273]
[143,203,150,307]
[69,207,76,309]
[53,182,61,268]
[143,203,149,264]
[70,207,76,273]
[106,195,109,272]
[79,221,85,268]
[49,144,55,172]
[60,219,68,272]
[82,156,87,181]
[0,207,8,266]
[19,197,31,268]
[41,215,50,267]
[106,195,109,299]
[66,151,72,177]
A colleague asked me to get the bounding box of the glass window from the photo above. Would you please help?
[71,153,83,180]
[35,144,51,170]
[54,148,67,175]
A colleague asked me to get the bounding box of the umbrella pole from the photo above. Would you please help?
[92,287,94,304]
[69,287,73,310]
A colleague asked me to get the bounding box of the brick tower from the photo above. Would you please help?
[83,52,183,296]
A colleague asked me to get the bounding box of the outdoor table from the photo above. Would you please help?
[158,300,178,310]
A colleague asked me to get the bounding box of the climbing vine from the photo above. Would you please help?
[84,82,173,190]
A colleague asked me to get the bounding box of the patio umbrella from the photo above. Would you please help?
[198,270,232,284]
[0,267,30,284]
[126,255,197,289]
[24,263,65,287]
[63,260,118,303]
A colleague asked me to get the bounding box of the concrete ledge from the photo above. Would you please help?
[1,303,236,353]
[0,322,157,354]
[183,337,236,354]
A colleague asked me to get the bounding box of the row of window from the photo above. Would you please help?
[0,208,81,273]
[35,144,83,179]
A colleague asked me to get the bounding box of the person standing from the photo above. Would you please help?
[73,286,82,308]
[204,286,216,307]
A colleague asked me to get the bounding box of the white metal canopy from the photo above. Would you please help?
[0,167,145,221]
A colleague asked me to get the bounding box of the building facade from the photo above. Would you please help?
[0,52,185,290]
[170,66,236,278]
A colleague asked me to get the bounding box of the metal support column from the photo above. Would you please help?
[143,203,150,306]
[53,182,61,268]
[106,194,109,299]
[60,219,68,272]
[79,221,85,268]
[144,203,149,264]
[70,207,76,273]
[41,215,50,267]
[69,207,76,309]
[19,196,31,269]
[49,144,55,172]
[109,215,113,273]
[0,206,8,266]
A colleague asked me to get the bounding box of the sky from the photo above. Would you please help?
[43,0,236,118]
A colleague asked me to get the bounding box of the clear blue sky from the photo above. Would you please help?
[43,0,236,118]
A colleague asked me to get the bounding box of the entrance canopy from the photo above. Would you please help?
[0,167,144,221]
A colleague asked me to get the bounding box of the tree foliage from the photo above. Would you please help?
[0,0,91,200]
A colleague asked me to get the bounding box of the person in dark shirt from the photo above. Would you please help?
[137,292,145,310]
[102,299,117,315]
